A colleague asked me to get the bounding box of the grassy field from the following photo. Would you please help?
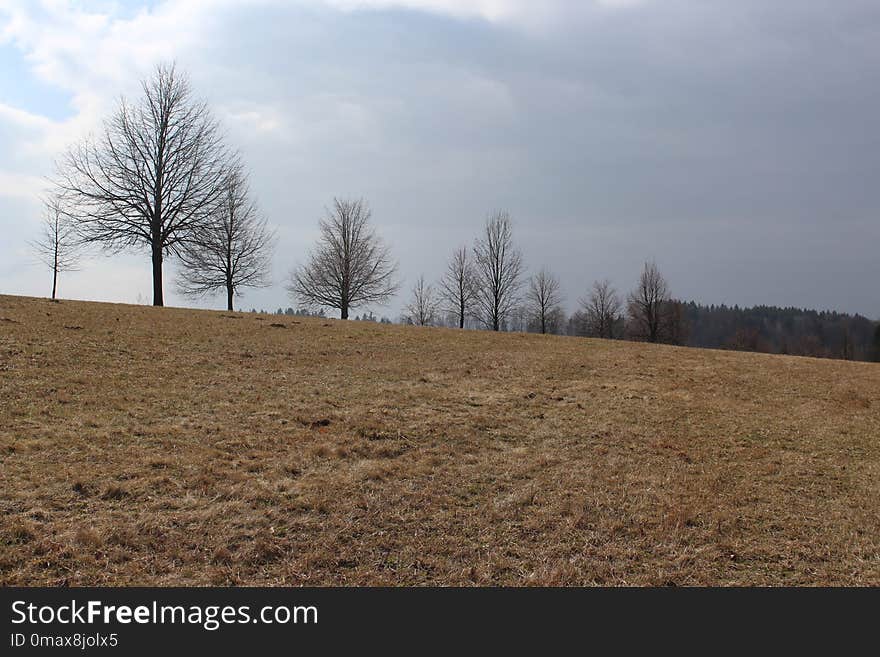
[1,294,878,586]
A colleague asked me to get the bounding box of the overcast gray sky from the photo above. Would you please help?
[1,0,878,318]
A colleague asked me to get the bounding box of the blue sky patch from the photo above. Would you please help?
[0,44,74,121]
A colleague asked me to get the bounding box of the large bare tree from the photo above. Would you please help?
[627,261,670,343]
[287,198,398,319]
[56,63,231,306]
[404,275,439,326]
[176,167,275,311]
[30,196,82,300]
[438,246,476,329]
[473,211,524,331]
[580,279,622,339]
[526,267,563,334]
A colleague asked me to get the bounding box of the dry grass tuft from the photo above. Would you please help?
[4,520,37,546]
[74,527,103,548]
[0,295,878,585]
[212,547,234,564]
[100,485,129,501]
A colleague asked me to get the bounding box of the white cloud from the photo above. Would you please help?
[225,105,285,136]
[0,0,209,92]
[0,0,636,145]
[0,101,53,130]
[0,170,47,201]
[324,0,514,21]
[322,0,648,24]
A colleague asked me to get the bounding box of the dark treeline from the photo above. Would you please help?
[679,302,879,361]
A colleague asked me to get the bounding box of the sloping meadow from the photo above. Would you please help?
[1,295,878,585]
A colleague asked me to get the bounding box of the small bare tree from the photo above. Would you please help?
[176,167,275,311]
[287,198,398,319]
[31,196,81,300]
[627,261,670,343]
[473,211,524,331]
[404,275,439,326]
[580,279,622,339]
[438,246,476,329]
[526,267,563,334]
[55,63,232,306]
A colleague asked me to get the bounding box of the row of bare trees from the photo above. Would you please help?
[394,213,681,343]
[35,62,680,341]
[397,211,525,331]
[41,64,275,311]
[285,206,530,334]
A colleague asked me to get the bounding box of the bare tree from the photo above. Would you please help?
[472,211,524,331]
[176,167,275,311]
[438,246,476,329]
[404,275,439,326]
[526,267,563,334]
[287,198,398,319]
[627,261,670,343]
[580,279,622,339]
[55,63,231,306]
[31,196,81,300]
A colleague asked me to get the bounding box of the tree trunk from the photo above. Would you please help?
[51,241,58,300]
[151,244,164,306]
[341,302,349,320]
[226,285,234,312]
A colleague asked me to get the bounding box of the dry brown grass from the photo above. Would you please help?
[1,294,878,586]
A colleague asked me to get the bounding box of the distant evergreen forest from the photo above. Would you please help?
[678,302,879,362]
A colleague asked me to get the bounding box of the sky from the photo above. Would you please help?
[1,0,878,318]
